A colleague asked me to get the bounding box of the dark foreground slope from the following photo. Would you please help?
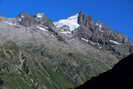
[75,53,133,89]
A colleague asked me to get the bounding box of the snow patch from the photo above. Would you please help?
[81,38,88,42]
[3,21,17,26]
[60,31,72,34]
[54,14,80,31]
[36,13,44,18]
[36,26,48,31]
[109,40,121,45]
[96,22,103,32]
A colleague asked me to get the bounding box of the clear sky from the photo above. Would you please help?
[0,0,133,39]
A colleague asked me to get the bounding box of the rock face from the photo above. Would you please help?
[78,11,93,26]
[73,12,132,58]
[75,53,133,89]
[0,12,132,89]
[16,13,36,26]
[34,13,55,30]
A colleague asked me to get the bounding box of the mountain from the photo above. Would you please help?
[55,11,133,58]
[0,12,132,89]
[75,53,133,89]
[54,14,79,31]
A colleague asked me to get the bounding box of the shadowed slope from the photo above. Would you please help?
[75,53,133,89]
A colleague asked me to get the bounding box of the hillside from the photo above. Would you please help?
[75,53,133,89]
[0,12,132,89]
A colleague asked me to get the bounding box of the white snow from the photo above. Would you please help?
[81,38,88,42]
[96,22,103,32]
[36,26,48,31]
[37,15,43,18]
[54,14,80,31]
[99,24,102,28]
[3,21,17,26]
[36,13,44,18]
[60,31,71,34]
[96,23,102,28]
[109,40,121,45]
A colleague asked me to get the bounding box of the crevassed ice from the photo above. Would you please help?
[54,14,80,31]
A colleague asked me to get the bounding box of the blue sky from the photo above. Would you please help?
[0,0,133,39]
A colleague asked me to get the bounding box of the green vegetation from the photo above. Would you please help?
[0,40,118,89]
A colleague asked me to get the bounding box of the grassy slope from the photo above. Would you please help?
[0,40,118,89]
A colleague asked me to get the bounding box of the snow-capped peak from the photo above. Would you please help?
[54,14,80,31]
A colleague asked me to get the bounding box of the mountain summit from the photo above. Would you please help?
[54,14,80,31]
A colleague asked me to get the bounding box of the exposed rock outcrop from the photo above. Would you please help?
[34,13,55,29]
[74,12,132,58]
[16,13,36,27]
[78,11,93,26]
